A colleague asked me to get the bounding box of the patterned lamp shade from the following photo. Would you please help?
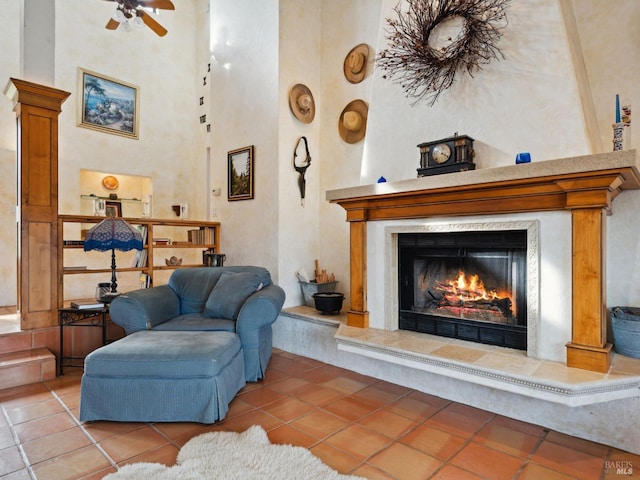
[83,217,143,296]
[84,217,143,252]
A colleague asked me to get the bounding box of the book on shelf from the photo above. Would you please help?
[153,238,171,245]
[132,249,148,268]
[63,240,85,246]
[139,272,151,289]
[137,225,148,245]
[70,300,105,310]
[187,226,216,245]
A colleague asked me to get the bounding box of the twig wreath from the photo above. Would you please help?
[377,0,510,106]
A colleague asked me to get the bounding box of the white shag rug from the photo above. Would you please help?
[104,425,363,480]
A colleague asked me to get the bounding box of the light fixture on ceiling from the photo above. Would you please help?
[112,8,127,23]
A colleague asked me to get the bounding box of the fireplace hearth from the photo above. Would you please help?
[398,230,527,349]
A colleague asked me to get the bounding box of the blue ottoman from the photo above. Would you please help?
[79,330,245,424]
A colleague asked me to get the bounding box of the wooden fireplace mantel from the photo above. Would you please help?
[328,150,640,373]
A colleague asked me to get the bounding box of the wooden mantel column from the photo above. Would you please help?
[330,151,640,373]
[558,175,622,373]
[4,78,70,330]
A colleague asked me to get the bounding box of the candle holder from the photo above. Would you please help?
[612,122,624,151]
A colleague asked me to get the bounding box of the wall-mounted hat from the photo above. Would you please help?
[288,84,315,124]
[338,99,368,144]
[343,43,370,84]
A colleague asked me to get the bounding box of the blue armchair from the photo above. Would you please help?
[108,266,285,382]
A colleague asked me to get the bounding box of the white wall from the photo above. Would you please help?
[0,0,22,306]
[208,0,280,281]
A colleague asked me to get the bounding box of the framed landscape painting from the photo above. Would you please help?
[228,146,254,201]
[78,68,140,139]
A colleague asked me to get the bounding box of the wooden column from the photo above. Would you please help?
[347,219,369,328]
[559,175,621,373]
[4,78,70,330]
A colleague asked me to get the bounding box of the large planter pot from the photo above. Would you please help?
[610,306,640,359]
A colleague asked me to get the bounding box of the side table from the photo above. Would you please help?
[58,306,109,375]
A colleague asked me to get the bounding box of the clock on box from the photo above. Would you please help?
[417,134,475,177]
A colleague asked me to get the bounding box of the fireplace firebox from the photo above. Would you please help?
[398,230,527,349]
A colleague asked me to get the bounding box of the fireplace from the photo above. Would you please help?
[398,230,527,349]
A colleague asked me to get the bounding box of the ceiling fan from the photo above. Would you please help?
[103,0,175,37]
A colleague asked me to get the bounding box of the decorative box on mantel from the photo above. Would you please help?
[327,149,640,373]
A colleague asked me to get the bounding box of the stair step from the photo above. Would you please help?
[0,348,56,390]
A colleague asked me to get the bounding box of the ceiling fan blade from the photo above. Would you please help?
[106,18,120,30]
[137,0,175,10]
[139,10,168,37]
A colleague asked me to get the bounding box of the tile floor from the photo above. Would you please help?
[1,349,638,479]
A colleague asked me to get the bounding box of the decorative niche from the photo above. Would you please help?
[79,169,153,218]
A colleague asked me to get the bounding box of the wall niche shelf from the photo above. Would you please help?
[58,215,221,306]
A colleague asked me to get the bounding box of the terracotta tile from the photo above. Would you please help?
[0,468,32,480]
[262,396,315,422]
[291,410,351,440]
[545,430,610,458]
[292,383,345,406]
[0,426,16,450]
[474,422,540,458]
[0,382,52,408]
[322,376,370,395]
[153,422,212,443]
[218,409,283,433]
[119,443,180,467]
[322,395,380,422]
[5,398,65,425]
[12,411,76,443]
[267,376,310,394]
[22,426,92,465]
[224,397,257,418]
[386,395,444,422]
[451,442,524,480]
[357,409,417,439]
[237,385,287,407]
[518,462,577,480]
[99,425,170,463]
[351,463,397,479]
[531,440,606,479]
[309,442,362,474]
[353,384,405,407]
[267,424,317,448]
[488,414,547,438]
[431,464,484,479]
[400,424,466,461]
[31,445,111,480]
[82,420,146,443]
[0,446,25,476]
[259,366,289,384]
[77,465,118,479]
[297,364,347,384]
[325,424,391,461]
[342,370,379,387]
[446,402,494,423]
[425,408,488,439]
[368,442,442,480]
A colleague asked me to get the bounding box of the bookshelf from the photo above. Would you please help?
[57,215,221,307]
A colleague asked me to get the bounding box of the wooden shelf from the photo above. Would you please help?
[58,215,220,307]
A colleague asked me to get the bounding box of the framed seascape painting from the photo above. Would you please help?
[228,146,254,201]
[78,68,140,139]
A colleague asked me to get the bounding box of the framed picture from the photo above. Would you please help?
[105,201,122,217]
[228,146,254,201]
[77,68,140,139]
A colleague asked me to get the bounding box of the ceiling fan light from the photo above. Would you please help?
[131,16,144,29]
[112,9,127,23]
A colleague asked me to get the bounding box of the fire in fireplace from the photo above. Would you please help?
[398,230,527,349]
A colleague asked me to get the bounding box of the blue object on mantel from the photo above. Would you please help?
[515,152,531,164]
[377,176,387,183]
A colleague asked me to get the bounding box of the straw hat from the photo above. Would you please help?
[343,43,370,84]
[288,84,315,124]
[338,99,368,144]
